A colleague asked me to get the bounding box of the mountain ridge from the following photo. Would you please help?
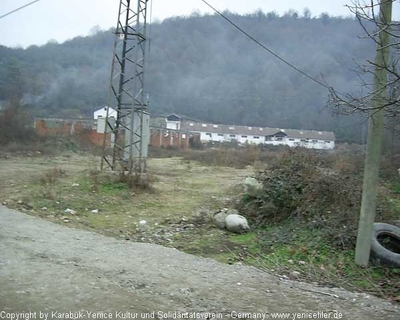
[0,11,375,141]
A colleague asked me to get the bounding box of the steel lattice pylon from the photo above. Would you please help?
[101,0,150,175]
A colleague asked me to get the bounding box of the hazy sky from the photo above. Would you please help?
[0,0,399,48]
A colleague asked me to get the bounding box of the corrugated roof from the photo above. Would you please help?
[165,113,202,123]
[181,121,335,141]
[282,129,335,141]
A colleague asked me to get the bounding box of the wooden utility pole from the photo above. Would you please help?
[355,0,393,266]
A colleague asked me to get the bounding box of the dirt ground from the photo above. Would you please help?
[1,152,400,318]
[0,153,251,225]
[1,205,399,319]
[0,153,259,258]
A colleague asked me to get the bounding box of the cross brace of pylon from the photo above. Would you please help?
[101,0,150,175]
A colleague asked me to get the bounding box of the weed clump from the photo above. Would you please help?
[116,171,154,191]
[39,167,66,185]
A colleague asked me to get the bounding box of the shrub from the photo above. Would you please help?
[237,149,396,249]
[189,137,204,150]
[379,157,400,182]
[0,105,34,145]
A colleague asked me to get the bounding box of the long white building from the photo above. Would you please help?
[166,114,335,150]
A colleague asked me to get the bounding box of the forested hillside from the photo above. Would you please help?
[0,11,376,141]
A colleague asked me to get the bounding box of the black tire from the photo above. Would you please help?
[370,223,400,268]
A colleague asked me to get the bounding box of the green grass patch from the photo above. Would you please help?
[171,217,400,301]
[229,223,400,300]
[101,181,129,193]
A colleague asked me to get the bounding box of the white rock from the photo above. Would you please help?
[64,208,76,214]
[71,183,80,187]
[139,220,147,225]
[244,177,263,192]
[225,214,250,233]
[41,207,48,211]
[91,209,99,214]
[213,211,228,229]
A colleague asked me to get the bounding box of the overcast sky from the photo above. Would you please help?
[1,0,399,48]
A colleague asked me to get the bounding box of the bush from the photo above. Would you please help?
[379,157,400,182]
[189,137,204,150]
[237,149,396,249]
[0,105,34,145]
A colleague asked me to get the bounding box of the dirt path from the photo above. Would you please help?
[0,206,398,319]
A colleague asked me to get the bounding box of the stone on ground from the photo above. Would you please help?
[225,213,250,233]
[213,211,228,229]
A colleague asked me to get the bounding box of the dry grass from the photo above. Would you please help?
[39,167,66,185]
[0,154,252,236]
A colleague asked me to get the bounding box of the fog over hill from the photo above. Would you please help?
[0,11,376,142]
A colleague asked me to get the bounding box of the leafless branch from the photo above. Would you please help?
[329,0,400,117]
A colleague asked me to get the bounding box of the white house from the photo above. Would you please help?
[93,106,117,119]
[165,114,335,150]
[165,113,181,130]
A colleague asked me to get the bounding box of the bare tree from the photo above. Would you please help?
[329,0,399,117]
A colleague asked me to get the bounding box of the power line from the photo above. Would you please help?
[0,0,41,20]
[200,0,332,91]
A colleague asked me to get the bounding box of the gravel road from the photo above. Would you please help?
[0,205,398,319]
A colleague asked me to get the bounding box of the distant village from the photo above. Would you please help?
[164,114,335,150]
[35,106,336,151]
